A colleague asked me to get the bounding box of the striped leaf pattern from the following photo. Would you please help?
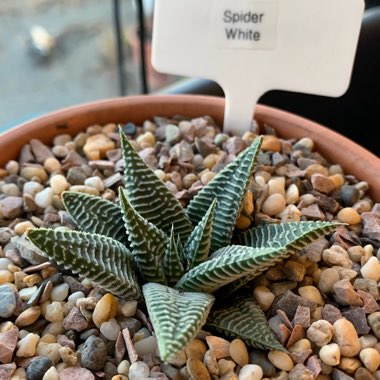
[184,199,217,270]
[206,297,285,351]
[62,191,128,245]
[186,137,262,252]
[175,245,289,293]
[27,229,140,299]
[164,226,184,284]
[119,188,167,284]
[143,282,215,361]
[120,128,192,241]
[217,221,342,298]
[238,221,341,252]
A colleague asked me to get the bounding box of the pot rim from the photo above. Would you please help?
[1,94,379,201]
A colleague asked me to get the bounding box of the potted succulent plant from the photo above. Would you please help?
[0,95,379,380]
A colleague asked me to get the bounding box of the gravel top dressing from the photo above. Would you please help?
[0,115,379,380]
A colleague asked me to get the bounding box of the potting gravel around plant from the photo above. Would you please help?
[0,115,379,380]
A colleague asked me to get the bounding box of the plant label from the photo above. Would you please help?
[152,0,365,135]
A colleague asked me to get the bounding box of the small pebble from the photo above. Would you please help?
[229,338,249,367]
[128,361,150,380]
[26,357,53,380]
[50,283,69,302]
[268,350,294,371]
[307,320,334,347]
[333,318,361,357]
[238,364,263,380]
[359,347,380,372]
[337,207,361,224]
[261,194,286,216]
[319,343,340,366]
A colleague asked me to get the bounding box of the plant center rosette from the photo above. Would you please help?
[0,116,379,380]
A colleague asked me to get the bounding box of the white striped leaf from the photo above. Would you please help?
[119,187,167,284]
[175,245,289,293]
[62,191,129,245]
[120,128,192,241]
[143,282,215,361]
[184,198,216,270]
[218,221,341,298]
[206,297,285,351]
[164,225,184,285]
[27,228,140,299]
[237,221,341,251]
[186,137,262,252]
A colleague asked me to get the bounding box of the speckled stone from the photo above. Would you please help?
[79,336,107,371]
[0,285,16,318]
[26,357,53,380]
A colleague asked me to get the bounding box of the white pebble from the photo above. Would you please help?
[16,333,40,357]
[1,183,20,196]
[19,286,38,301]
[35,187,54,208]
[285,184,300,204]
[5,160,19,175]
[238,364,263,380]
[23,181,44,196]
[117,359,130,375]
[42,366,59,380]
[84,176,105,192]
[134,336,157,357]
[128,361,150,380]
[319,343,340,366]
[119,300,138,316]
[68,291,85,305]
[361,257,380,281]
[0,258,12,270]
[100,318,120,341]
[50,174,69,195]
[253,286,275,312]
[45,302,64,322]
[50,283,69,302]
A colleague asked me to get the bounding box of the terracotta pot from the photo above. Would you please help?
[1,94,379,201]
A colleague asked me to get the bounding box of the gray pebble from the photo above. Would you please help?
[79,335,108,371]
[0,285,16,318]
[342,307,370,335]
[340,185,360,207]
[26,356,53,380]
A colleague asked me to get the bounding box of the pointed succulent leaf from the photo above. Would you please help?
[206,297,285,351]
[120,128,192,240]
[184,199,217,270]
[238,221,341,252]
[143,282,215,361]
[119,187,167,284]
[164,226,184,284]
[62,191,129,245]
[186,136,262,252]
[176,234,186,264]
[176,245,289,293]
[27,228,140,299]
[219,221,342,298]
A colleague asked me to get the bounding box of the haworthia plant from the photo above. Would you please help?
[186,136,262,252]
[28,228,140,299]
[27,126,342,361]
[120,128,193,241]
[143,282,214,361]
[206,296,285,351]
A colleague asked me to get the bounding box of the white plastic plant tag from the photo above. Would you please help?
[152,0,364,135]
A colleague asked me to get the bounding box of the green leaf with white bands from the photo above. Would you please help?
[62,191,129,246]
[164,225,184,284]
[120,128,192,241]
[218,221,341,298]
[238,221,341,251]
[27,228,140,299]
[184,198,216,270]
[119,187,167,284]
[206,297,285,351]
[143,283,214,361]
[186,136,262,252]
[176,245,289,293]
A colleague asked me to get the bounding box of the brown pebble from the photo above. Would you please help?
[15,306,41,327]
[187,357,211,380]
[205,336,230,359]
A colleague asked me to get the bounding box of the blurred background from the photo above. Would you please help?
[0,0,379,155]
